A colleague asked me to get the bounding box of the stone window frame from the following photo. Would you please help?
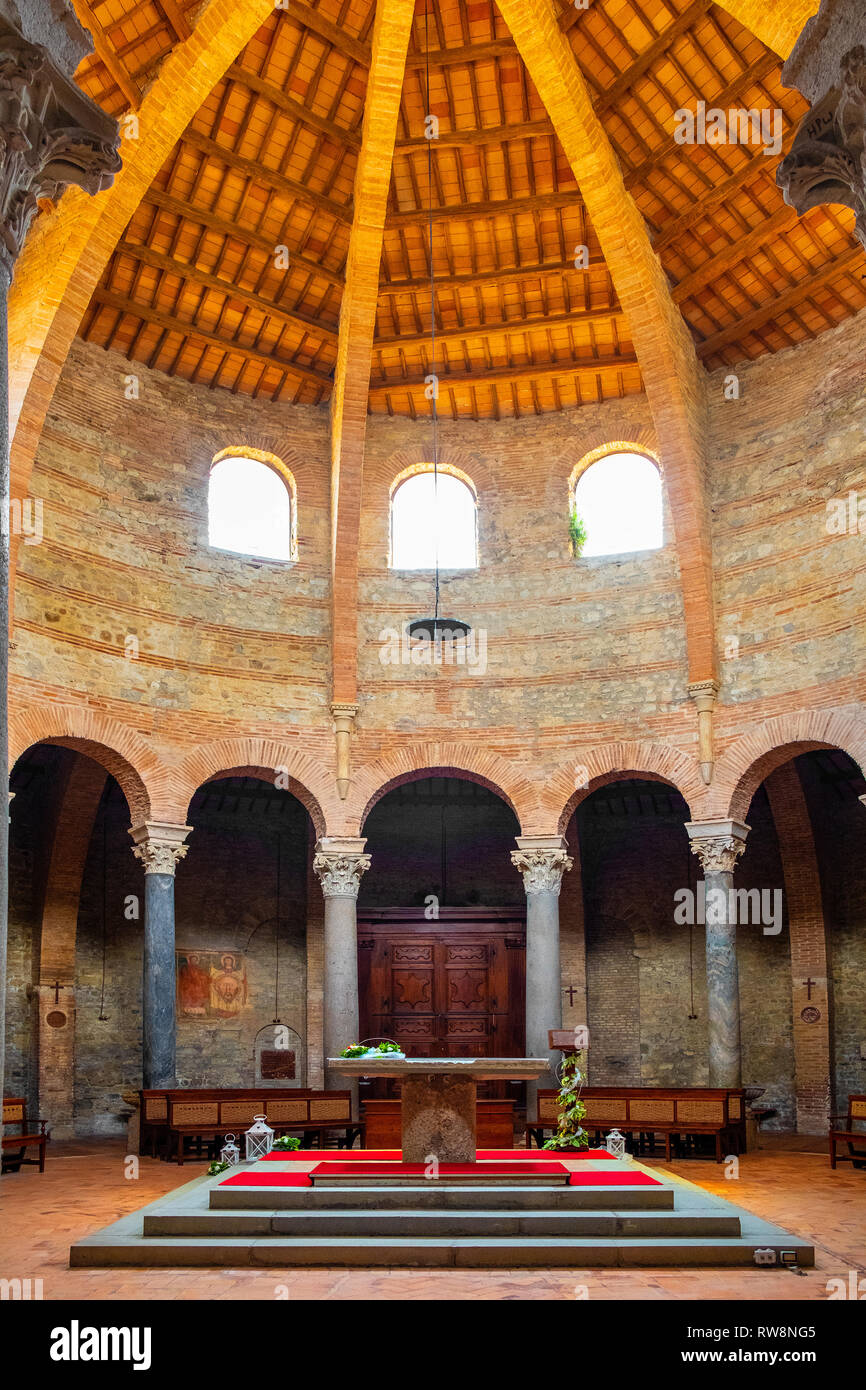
[388,461,479,571]
[208,446,299,563]
[568,442,667,560]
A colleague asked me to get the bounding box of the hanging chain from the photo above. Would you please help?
[425,4,440,621]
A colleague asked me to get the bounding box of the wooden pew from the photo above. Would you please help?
[829,1094,866,1169]
[362,1098,515,1149]
[139,1088,363,1163]
[2,1097,49,1173]
[526,1087,746,1162]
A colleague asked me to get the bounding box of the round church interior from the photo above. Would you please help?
[0,0,865,1319]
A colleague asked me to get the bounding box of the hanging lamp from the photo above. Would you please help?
[407,8,471,646]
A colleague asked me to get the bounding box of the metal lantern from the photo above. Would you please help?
[606,1127,628,1161]
[219,1133,240,1167]
[245,1114,274,1161]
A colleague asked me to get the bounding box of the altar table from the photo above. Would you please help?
[328,1056,549,1161]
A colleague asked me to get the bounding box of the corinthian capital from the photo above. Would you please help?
[686,820,750,875]
[129,822,192,877]
[0,11,120,278]
[314,837,371,899]
[511,835,573,895]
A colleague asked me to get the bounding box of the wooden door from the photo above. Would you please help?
[357,909,525,1097]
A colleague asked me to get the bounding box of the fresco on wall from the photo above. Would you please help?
[177,950,249,1020]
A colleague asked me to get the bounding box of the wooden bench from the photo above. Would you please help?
[149,1089,363,1163]
[526,1087,746,1162]
[2,1097,49,1173]
[829,1094,866,1169]
[362,1099,515,1150]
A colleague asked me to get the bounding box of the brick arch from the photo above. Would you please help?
[368,444,494,496]
[547,741,702,834]
[9,705,163,823]
[713,708,866,821]
[348,744,538,834]
[172,739,331,835]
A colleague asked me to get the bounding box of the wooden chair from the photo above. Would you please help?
[2,1098,49,1173]
[829,1095,866,1169]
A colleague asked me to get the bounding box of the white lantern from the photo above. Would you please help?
[245,1114,274,1161]
[219,1133,240,1167]
[606,1127,627,1161]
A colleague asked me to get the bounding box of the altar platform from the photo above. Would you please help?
[70,1147,815,1269]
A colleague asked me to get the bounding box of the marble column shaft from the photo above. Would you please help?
[511,835,573,1118]
[130,823,191,1089]
[686,821,750,1089]
[313,838,370,1118]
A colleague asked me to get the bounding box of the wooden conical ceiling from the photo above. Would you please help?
[71,0,865,422]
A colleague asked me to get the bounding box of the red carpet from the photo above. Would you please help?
[260,1148,611,1161]
[310,1160,569,1177]
[220,1171,311,1187]
[568,1170,661,1186]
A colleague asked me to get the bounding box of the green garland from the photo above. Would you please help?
[542,1052,589,1151]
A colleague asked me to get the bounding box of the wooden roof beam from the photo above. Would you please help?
[90,286,334,391]
[180,127,353,226]
[711,1,819,56]
[113,238,340,344]
[374,304,626,352]
[72,0,143,108]
[369,354,639,392]
[379,253,608,295]
[330,0,415,708]
[495,0,717,687]
[141,187,345,289]
[697,243,865,358]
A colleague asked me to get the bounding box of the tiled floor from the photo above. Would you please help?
[1,1136,863,1300]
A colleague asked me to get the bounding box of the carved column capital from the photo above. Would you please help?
[0,12,120,280]
[511,835,573,896]
[778,4,866,249]
[686,819,750,875]
[129,822,192,877]
[313,836,370,898]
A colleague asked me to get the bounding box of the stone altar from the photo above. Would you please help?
[328,1056,550,1161]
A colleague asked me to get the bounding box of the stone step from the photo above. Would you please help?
[71,1232,815,1269]
[143,1207,742,1238]
[209,1182,675,1211]
[309,1170,570,1187]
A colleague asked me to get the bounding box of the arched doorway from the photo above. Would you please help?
[357,775,524,1081]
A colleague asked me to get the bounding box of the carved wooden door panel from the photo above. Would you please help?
[360,933,521,1058]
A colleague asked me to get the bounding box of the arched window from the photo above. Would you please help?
[572,451,663,558]
[390,467,478,569]
[208,452,296,562]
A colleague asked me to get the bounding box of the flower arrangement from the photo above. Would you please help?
[206,1159,230,1176]
[271,1134,301,1151]
[542,1052,589,1152]
[339,1040,406,1059]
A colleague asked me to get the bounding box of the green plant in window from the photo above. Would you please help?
[568,504,587,558]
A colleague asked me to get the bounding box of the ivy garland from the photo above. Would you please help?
[542,1052,589,1152]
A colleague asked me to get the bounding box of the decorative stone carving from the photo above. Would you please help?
[511,846,573,895]
[313,849,371,898]
[129,822,192,877]
[685,820,750,875]
[0,13,120,280]
[777,1,866,249]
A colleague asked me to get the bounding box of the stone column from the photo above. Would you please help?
[511,835,573,1117]
[686,819,750,1088]
[0,0,119,1153]
[313,837,370,1116]
[130,823,191,1089]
